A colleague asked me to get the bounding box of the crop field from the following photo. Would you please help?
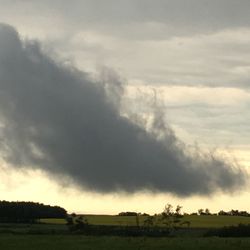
[40,215,250,228]
[0,235,249,250]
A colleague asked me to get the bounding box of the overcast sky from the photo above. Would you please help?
[0,0,249,214]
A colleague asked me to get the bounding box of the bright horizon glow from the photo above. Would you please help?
[0,149,249,215]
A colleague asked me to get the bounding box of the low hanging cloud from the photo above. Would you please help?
[0,23,247,196]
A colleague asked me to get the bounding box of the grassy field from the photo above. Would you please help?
[0,235,249,250]
[40,215,250,228]
[181,215,250,228]
[1,216,250,249]
[0,223,68,234]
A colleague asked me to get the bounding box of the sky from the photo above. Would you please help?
[0,0,249,214]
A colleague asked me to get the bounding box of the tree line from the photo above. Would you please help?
[118,208,250,217]
[0,200,67,223]
[193,208,250,217]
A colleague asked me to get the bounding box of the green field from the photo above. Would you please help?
[1,215,250,249]
[0,235,249,250]
[40,215,250,228]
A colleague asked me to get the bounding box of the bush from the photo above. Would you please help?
[205,224,250,237]
[118,212,138,216]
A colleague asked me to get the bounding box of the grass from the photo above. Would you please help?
[38,218,67,224]
[0,223,68,234]
[184,215,250,228]
[1,216,250,249]
[0,235,249,250]
[40,215,250,228]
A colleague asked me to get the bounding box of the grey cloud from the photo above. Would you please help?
[36,1,250,29]
[0,23,247,196]
[124,92,250,147]
[2,0,250,39]
[166,105,250,147]
[2,0,250,90]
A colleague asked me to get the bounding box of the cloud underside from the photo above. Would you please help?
[0,24,246,196]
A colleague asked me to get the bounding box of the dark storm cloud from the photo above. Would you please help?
[0,24,246,195]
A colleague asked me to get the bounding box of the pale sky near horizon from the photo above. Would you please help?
[0,0,249,214]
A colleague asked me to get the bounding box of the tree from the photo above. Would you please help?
[218,210,228,216]
[75,215,88,226]
[66,216,74,225]
[143,215,157,227]
[198,209,204,215]
[0,201,67,223]
[161,204,184,229]
[205,208,211,215]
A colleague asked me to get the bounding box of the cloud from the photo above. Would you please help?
[2,0,250,40]
[0,23,247,196]
[44,28,250,90]
[125,85,250,149]
[1,1,250,90]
